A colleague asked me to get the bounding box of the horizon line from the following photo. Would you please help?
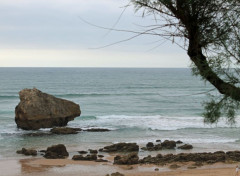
[0,66,189,69]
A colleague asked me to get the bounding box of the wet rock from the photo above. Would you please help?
[39,150,46,153]
[161,140,176,149]
[98,155,104,158]
[169,164,180,169]
[102,143,139,152]
[188,166,197,169]
[78,151,88,154]
[176,140,183,144]
[16,148,37,156]
[146,142,154,148]
[50,127,82,134]
[72,154,97,161]
[84,128,110,132]
[156,140,161,142]
[106,172,125,176]
[95,159,108,162]
[89,149,98,154]
[44,144,69,159]
[15,88,81,130]
[193,162,203,167]
[155,168,159,171]
[178,144,193,150]
[114,153,139,165]
[139,151,236,165]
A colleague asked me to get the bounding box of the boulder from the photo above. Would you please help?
[16,148,37,156]
[15,88,81,130]
[161,140,176,149]
[114,153,139,165]
[95,159,108,162]
[146,142,154,148]
[102,143,139,152]
[50,127,82,134]
[84,128,110,132]
[44,144,69,159]
[72,154,97,161]
[178,144,193,150]
[89,149,98,154]
[106,172,125,176]
[78,151,88,154]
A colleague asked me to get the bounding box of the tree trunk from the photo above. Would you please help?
[187,39,240,101]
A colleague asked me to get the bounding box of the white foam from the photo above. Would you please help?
[81,115,240,131]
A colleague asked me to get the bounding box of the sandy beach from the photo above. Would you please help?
[0,156,238,176]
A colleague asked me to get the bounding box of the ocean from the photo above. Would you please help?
[0,68,240,159]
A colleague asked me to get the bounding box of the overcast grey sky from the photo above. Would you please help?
[0,0,189,67]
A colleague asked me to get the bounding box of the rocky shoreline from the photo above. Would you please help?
[16,141,240,167]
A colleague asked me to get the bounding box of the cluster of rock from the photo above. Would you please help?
[15,88,81,130]
[72,149,108,162]
[141,140,193,151]
[112,150,240,165]
[43,144,69,159]
[114,153,139,165]
[16,148,37,156]
[50,127,82,134]
[106,172,125,176]
[99,143,139,153]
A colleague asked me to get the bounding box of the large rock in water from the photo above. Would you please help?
[15,88,81,130]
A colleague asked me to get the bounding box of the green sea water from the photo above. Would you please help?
[0,68,240,159]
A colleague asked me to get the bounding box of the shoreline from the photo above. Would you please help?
[0,157,238,176]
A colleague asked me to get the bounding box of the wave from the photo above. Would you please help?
[0,95,18,99]
[55,92,157,98]
[130,137,238,144]
[77,114,240,131]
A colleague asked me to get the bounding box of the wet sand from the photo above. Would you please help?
[0,157,238,176]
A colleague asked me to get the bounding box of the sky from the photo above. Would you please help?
[0,0,189,67]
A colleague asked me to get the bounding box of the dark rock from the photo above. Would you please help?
[161,140,176,149]
[139,150,234,165]
[106,172,125,176]
[154,144,162,150]
[99,148,104,152]
[98,155,104,158]
[178,144,193,150]
[95,159,108,162]
[15,88,81,130]
[155,168,159,171]
[50,127,81,134]
[78,151,88,154]
[84,128,110,132]
[114,153,139,165]
[16,148,37,156]
[156,140,161,142]
[188,166,197,169]
[72,154,97,161]
[102,143,139,152]
[142,143,162,151]
[169,164,180,169]
[193,162,203,167]
[146,142,154,148]
[89,149,98,154]
[44,144,69,159]
[39,150,46,153]
[176,140,183,144]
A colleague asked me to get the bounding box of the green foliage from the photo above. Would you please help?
[203,95,240,125]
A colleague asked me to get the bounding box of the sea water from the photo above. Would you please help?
[0,68,239,158]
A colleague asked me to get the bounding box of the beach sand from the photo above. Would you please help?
[0,157,238,176]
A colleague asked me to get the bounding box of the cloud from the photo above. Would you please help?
[0,0,189,67]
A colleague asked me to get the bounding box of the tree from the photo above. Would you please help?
[130,0,240,124]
